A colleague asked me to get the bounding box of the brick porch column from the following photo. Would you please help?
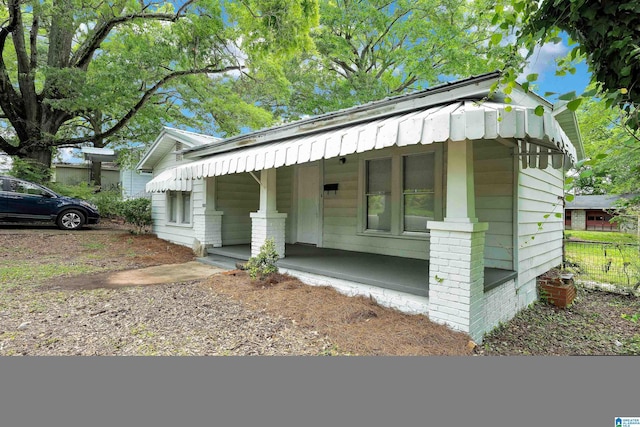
[427,221,488,342]
[193,177,223,256]
[427,139,488,343]
[250,168,287,258]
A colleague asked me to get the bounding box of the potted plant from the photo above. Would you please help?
[537,268,577,308]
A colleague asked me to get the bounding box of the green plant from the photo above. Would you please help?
[89,190,124,218]
[8,157,51,183]
[119,198,152,234]
[245,238,279,280]
[48,182,95,200]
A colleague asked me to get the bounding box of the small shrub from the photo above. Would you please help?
[48,182,95,200]
[9,157,51,183]
[119,197,152,234]
[89,190,124,218]
[245,238,279,280]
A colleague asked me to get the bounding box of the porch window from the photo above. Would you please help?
[366,158,392,231]
[403,153,435,232]
[361,147,441,236]
[167,191,191,225]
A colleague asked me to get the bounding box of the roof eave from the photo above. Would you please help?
[186,72,503,159]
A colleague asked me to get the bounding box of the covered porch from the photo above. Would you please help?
[202,243,517,299]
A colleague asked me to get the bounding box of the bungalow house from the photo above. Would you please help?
[139,72,584,343]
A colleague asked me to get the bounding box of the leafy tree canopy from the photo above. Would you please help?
[0,0,319,170]
[570,95,640,196]
[262,0,513,119]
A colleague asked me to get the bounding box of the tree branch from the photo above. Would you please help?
[0,134,19,155]
[29,12,39,70]
[71,1,196,70]
[50,65,243,146]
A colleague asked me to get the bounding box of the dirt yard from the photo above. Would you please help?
[0,220,473,355]
[1,220,639,356]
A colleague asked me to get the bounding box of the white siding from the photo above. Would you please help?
[321,153,430,259]
[517,163,565,306]
[473,141,514,270]
[216,173,259,245]
[149,150,198,247]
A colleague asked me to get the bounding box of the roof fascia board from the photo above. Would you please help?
[553,104,586,160]
[188,73,501,158]
[136,127,205,170]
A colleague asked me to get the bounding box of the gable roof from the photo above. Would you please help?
[136,127,220,171]
[566,194,638,210]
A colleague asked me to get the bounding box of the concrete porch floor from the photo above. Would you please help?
[201,244,517,298]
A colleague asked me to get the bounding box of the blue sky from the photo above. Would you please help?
[519,38,592,103]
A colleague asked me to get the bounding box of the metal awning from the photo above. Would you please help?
[147,101,577,192]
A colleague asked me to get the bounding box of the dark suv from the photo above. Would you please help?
[0,176,100,230]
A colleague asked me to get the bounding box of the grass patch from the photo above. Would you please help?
[0,263,101,287]
[565,240,640,287]
[82,242,106,250]
[565,230,639,244]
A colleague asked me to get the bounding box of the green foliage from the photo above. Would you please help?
[47,182,95,200]
[0,0,319,166]
[245,238,280,280]
[8,158,51,184]
[276,0,513,119]
[89,190,124,219]
[571,96,640,196]
[493,0,640,128]
[118,198,152,234]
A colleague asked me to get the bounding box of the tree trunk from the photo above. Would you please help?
[23,147,53,181]
[91,159,102,187]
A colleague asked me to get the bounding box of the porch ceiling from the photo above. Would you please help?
[146,101,577,192]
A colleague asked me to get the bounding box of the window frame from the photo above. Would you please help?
[166,190,192,226]
[358,145,443,239]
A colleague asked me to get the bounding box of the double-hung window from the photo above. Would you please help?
[403,153,436,232]
[362,147,441,236]
[167,191,191,225]
[365,158,392,232]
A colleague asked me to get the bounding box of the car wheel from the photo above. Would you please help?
[57,209,85,230]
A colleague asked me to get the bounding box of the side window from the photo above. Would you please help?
[403,153,435,232]
[365,158,392,232]
[13,180,48,197]
[167,191,192,225]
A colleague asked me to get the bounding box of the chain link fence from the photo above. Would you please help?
[564,240,640,289]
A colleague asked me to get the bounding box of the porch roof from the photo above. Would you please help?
[146,100,577,192]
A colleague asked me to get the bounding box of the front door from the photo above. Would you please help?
[297,163,320,245]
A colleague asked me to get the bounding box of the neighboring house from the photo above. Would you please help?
[52,162,121,190]
[139,72,584,343]
[565,194,638,232]
[120,168,153,199]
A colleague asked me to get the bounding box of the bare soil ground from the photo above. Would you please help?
[2,220,639,355]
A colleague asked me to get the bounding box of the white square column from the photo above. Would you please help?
[250,168,287,258]
[193,177,223,255]
[427,139,488,343]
